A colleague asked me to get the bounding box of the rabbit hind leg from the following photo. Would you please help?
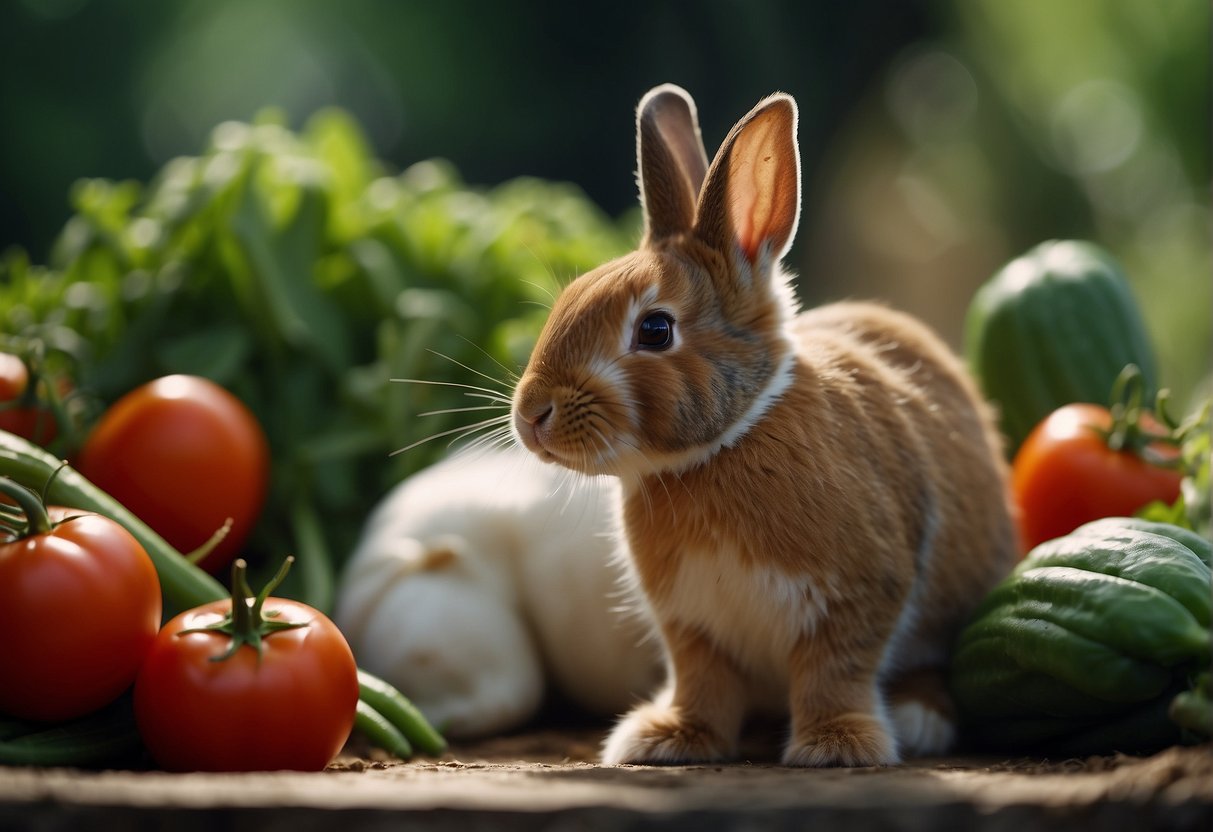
[885,666,958,757]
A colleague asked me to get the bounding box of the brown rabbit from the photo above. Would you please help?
[511,84,1018,766]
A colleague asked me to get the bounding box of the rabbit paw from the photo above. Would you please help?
[782,713,899,767]
[890,699,956,757]
[601,702,734,765]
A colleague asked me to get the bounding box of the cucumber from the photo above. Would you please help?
[950,632,1151,720]
[954,614,1173,708]
[964,240,1158,454]
[949,518,1212,753]
[972,694,1185,755]
[1021,523,1212,628]
[1074,516,1212,567]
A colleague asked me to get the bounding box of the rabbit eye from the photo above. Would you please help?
[636,312,674,350]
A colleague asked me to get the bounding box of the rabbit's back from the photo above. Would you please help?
[791,301,1018,668]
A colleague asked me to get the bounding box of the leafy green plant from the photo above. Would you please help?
[0,108,634,608]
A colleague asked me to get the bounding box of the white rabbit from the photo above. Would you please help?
[511,85,1018,766]
[334,446,662,739]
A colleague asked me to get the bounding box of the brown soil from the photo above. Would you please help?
[2,726,1210,831]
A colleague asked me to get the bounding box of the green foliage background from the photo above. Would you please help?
[0,0,1208,604]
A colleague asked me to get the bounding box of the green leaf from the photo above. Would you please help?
[228,164,351,370]
[156,324,253,384]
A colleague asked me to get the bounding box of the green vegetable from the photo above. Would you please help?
[0,696,142,767]
[0,428,442,766]
[0,108,633,609]
[1138,398,1211,539]
[997,520,1212,628]
[969,567,1207,667]
[0,428,226,614]
[357,669,447,757]
[353,700,412,761]
[970,694,1184,758]
[950,516,1212,754]
[1169,672,1212,736]
[964,239,1159,454]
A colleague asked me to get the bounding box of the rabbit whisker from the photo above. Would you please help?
[463,424,517,455]
[584,421,618,471]
[520,278,558,305]
[517,241,576,293]
[441,418,516,454]
[453,336,521,384]
[390,414,512,456]
[426,349,516,392]
[391,377,511,398]
[459,391,514,406]
[417,404,509,418]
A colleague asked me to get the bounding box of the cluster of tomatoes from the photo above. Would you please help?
[0,360,359,771]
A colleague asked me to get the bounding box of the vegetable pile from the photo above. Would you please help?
[954,240,1212,755]
[950,517,1210,755]
[1,108,632,608]
[0,433,444,769]
[964,239,1160,456]
[0,109,631,770]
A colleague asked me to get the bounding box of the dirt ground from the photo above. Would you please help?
[1,723,1210,831]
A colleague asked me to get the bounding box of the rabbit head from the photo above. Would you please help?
[512,84,804,480]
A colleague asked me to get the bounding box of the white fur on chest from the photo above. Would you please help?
[658,546,830,705]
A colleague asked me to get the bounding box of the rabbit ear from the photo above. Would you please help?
[636,84,710,244]
[694,93,800,269]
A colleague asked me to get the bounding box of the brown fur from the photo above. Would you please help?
[512,85,1018,766]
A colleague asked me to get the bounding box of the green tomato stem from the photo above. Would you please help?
[179,556,308,663]
[1101,364,1185,466]
[0,476,53,537]
[183,517,233,565]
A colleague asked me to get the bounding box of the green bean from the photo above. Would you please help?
[0,698,141,767]
[353,700,412,760]
[357,670,446,757]
[0,430,227,613]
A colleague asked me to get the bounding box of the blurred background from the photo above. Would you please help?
[0,0,1208,596]
[2,0,1208,390]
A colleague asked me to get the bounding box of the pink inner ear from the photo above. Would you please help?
[728,111,794,263]
[731,185,758,261]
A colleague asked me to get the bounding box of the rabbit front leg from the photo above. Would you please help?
[782,593,904,767]
[601,622,747,765]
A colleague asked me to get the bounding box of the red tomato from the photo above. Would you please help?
[133,595,359,772]
[76,375,270,574]
[0,505,162,721]
[0,353,59,445]
[1011,403,1183,552]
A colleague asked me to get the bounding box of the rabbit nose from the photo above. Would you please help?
[530,404,554,428]
[515,390,554,427]
[514,399,555,453]
[526,403,554,444]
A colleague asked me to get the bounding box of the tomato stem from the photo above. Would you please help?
[0,476,53,538]
[179,556,309,663]
[1101,364,1182,466]
[183,518,233,566]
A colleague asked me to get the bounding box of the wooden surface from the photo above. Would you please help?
[1,729,1210,831]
